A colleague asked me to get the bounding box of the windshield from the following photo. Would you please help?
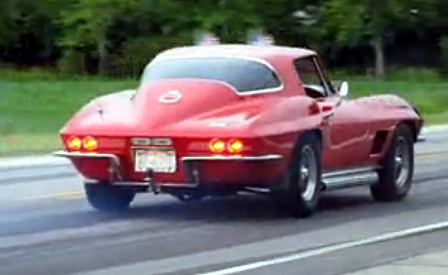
[140,57,282,93]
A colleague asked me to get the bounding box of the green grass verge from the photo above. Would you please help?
[1,76,447,156]
[348,80,448,117]
[0,134,61,156]
[0,79,137,156]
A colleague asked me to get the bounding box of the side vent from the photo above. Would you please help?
[371,131,388,154]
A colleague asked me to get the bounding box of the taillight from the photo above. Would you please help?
[83,136,98,151]
[209,139,245,153]
[209,139,226,153]
[228,140,243,153]
[67,137,82,150]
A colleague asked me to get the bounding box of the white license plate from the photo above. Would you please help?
[134,149,176,173]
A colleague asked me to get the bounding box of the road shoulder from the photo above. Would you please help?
[344,247,448,275]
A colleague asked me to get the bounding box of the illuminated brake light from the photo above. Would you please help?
[228,140,244,153]
[68,137,82,150]
[209,139,226,153]
[83,137,98,150]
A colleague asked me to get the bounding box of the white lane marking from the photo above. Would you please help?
[75,208,448,275]
[199,221,448,275]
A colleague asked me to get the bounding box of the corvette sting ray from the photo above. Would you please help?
[54,44,424,217]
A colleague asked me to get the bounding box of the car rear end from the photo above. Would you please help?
[56,134,288,190]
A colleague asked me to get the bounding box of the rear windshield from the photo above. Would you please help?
[140,57,282,93]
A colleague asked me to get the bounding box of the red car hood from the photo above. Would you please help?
[62,81,280,137]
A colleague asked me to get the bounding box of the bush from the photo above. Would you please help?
[57,50,86,75]
[0,66,62,81]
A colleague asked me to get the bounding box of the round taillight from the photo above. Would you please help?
[83,137,98,150]
[209,139,226,153]
[68,137,82,150]
[228,140,244,153]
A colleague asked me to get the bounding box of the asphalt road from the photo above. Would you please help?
[1,130,448,275]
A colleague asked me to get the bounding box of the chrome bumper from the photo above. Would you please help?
[52,151,123,181]
[53,151,283,190]
[53,151,120,162]
[181,155,282,162]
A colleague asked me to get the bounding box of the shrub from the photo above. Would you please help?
[0,66,62,81]
[57,50,86,76]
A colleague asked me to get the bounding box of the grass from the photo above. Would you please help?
[348,80,448,117]
[0,77,137,156]
[0,134,61,156]
[0,79,137,134]
[1,69,447,156]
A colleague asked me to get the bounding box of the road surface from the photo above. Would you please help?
[1,130,448,275]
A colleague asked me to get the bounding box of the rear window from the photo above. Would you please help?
[140,57,282,93]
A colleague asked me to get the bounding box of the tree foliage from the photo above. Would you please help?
[0,0,447,77]
[307,0,441,78]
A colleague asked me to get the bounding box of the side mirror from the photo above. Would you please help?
[338,81,349,98]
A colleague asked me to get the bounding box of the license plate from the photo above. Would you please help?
[134,149,176,173]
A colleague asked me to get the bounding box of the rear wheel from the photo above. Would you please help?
[84,183,136,212]
[276,133,322,218]
[370,124,414,202]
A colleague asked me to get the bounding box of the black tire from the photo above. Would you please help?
[276,133,322,218]
[84,183,136,212]
[370,124,414,202]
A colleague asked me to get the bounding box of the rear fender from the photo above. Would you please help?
[369,110,420,163]
[250,96,325,186]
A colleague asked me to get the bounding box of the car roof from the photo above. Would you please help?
[154,44,316,62]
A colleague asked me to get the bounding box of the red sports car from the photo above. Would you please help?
[54,45,423,217]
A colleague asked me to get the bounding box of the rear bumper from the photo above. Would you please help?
[181,155,282,162]
[179,155,284,188]
[53,151,285,188]
[53,151,123,181]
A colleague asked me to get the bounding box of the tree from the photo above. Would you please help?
[0,0,63,66]
[60,0,137,76]
[0,0,16,46]
[317,0,430,78]
[0,0,446,76]
[188,0,261,42]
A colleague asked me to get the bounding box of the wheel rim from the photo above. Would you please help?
[299,145,318,201]
[394,136,410,188]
